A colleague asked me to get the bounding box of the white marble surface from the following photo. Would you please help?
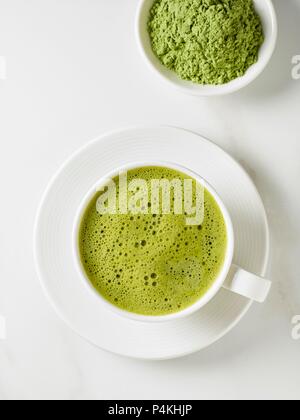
[0,0,300,400]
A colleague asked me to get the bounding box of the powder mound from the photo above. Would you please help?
[148,0,264,85]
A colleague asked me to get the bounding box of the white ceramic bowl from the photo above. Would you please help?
[73,161,234,323]
[73,161,271,323]
[136,0,278,96]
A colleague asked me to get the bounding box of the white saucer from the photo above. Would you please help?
[34,127,270,360]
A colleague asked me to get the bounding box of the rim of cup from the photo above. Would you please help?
[73,161,235,323]
[135,0,278,96]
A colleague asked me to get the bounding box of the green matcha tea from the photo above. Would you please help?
[78,167,227,316]
[148,0,264,85]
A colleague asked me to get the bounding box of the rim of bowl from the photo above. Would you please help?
[73,161,235,323]
[135,0,278,96]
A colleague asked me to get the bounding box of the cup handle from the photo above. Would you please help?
[222,264,271,303]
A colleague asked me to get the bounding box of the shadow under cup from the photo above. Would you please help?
[73,162,234,323]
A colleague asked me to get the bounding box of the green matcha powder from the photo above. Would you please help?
[148,0,264,85]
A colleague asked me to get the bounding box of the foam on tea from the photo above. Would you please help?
[78,167,227,316]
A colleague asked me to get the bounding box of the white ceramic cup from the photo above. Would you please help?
[73,162,271,323]
[136,0,278,96]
